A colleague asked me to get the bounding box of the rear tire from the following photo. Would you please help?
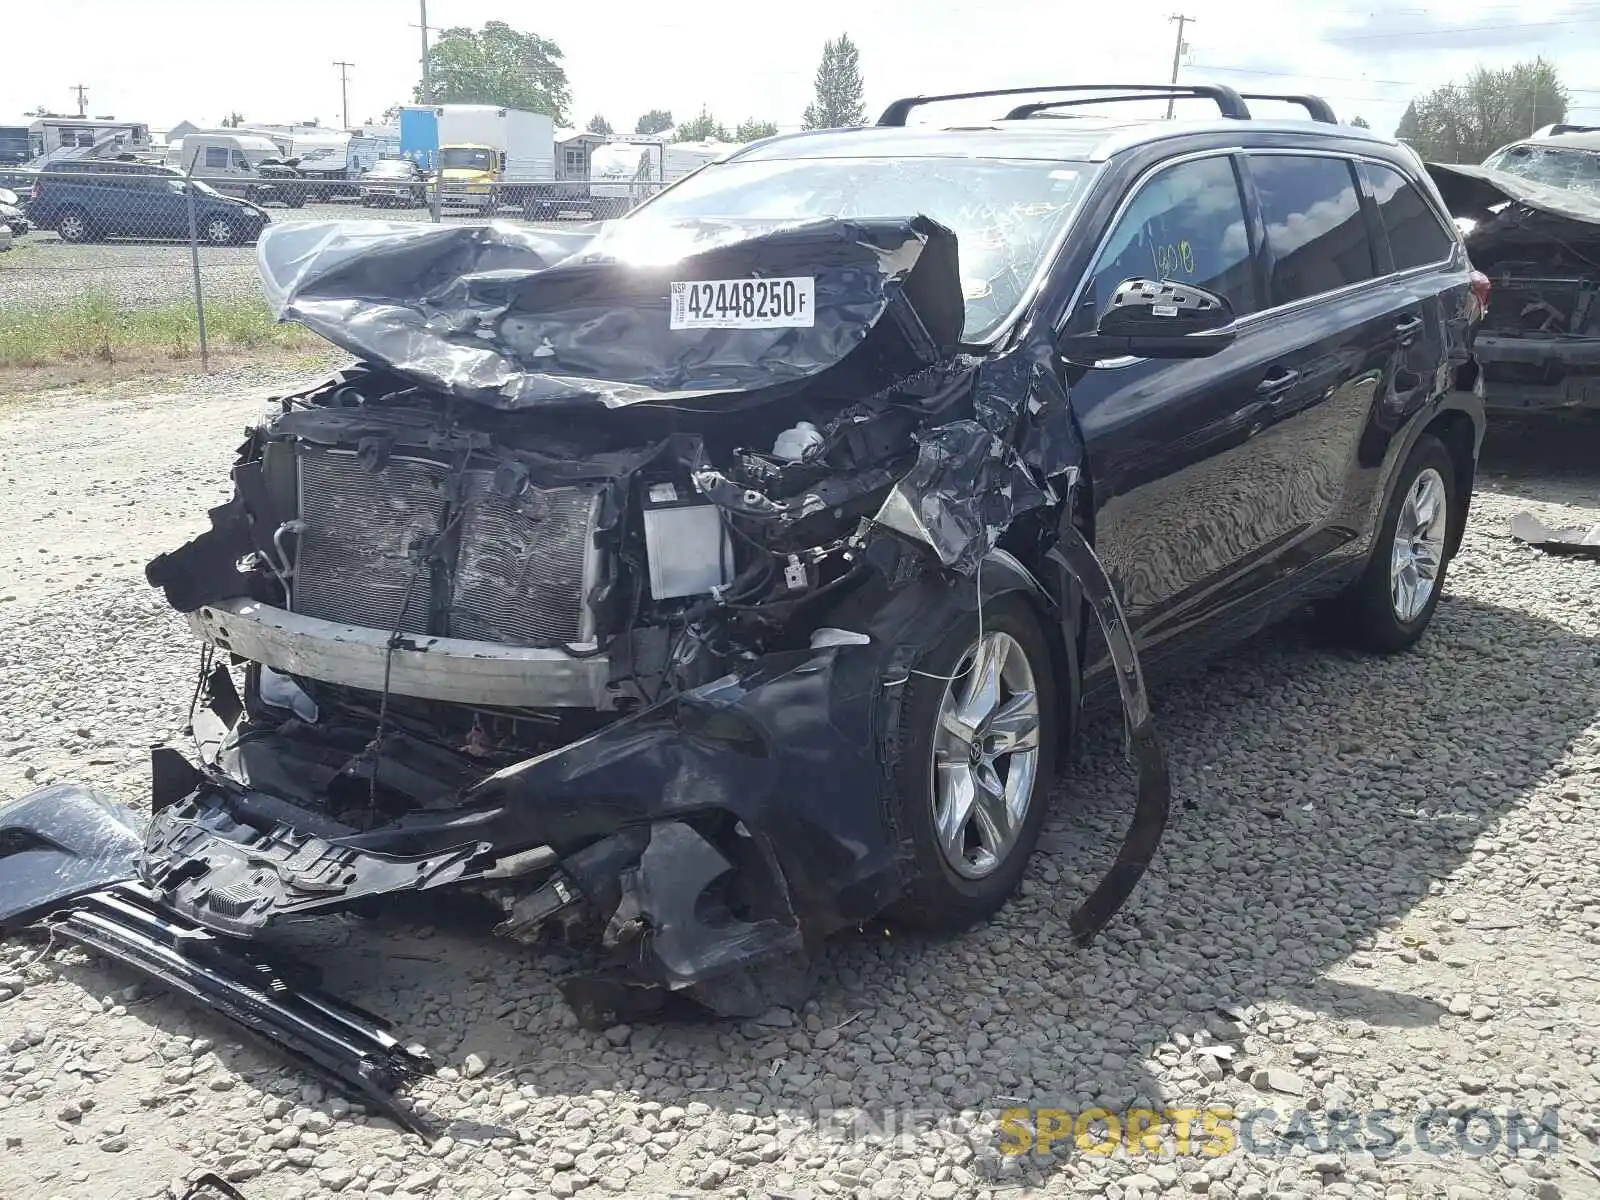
[55,207,93,243]
[885,595,1059,932]
[1318,434,1456,654]
[202,215,237,246]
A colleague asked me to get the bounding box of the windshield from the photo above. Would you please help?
[440,147,493,171]
[370,160,412,177]
[1484,143,1600,195]
[633,156,1094,340]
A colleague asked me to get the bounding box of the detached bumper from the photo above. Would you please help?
[188,599,614,708]
[1478,333,1600,412]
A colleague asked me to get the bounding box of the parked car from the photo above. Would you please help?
[358,157,426,207]
[0,83,1487,1120]
[169,133,305,207]
[1429,132,1600,414]
[0,186,29,237]
[27,160,269,244]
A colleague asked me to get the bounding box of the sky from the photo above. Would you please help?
[8,0,1600,139]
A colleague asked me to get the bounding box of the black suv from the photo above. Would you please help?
[27,159,270,245]
[2,85,1487,1070]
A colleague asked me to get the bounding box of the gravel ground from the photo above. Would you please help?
[0,202,575,311]
[0,375,1598,1200]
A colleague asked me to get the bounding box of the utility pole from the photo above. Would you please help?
[71,84,88,117]
[419,0,432,104]
[333,61,355,129]
[1165,14,1194,119]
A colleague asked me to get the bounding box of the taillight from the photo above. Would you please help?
[1469,269,1491,322]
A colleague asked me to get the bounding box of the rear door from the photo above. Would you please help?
[1226,151,1410,584]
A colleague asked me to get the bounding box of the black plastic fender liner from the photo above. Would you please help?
[0,785,144,929]
[1047,526,1172,946]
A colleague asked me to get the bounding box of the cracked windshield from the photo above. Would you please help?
[637,157,1092,338]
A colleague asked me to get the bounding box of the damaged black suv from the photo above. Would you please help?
[9,85,1485,1055]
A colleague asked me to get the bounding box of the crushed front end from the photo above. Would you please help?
[6,214,1169,1052]
[1430,161,1600,414]
[133,213,1024,1023]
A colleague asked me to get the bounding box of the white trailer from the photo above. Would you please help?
[586,138,735,217]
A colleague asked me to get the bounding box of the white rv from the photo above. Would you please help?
[28,118,153,165]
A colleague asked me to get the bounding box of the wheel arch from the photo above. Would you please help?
[1419,408,1478,557]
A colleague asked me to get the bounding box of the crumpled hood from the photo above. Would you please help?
[255,215,963,410]
[1426,161,1600,227]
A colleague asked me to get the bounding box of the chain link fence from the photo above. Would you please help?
[0,162,666,373]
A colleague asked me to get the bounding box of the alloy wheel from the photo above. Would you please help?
[929,630,1042,880]
[1389,466,1449,623]
[205,217,233,245]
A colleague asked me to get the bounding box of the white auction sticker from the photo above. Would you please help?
[669,277,815,330]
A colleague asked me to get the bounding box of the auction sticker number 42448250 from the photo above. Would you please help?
[670,277,815,330]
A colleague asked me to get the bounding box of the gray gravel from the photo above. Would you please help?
[0,202,574,312]
[0,378,1598,1200]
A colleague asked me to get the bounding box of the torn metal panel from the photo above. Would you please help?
[1509,511,1600,558]
[256,216,962,410]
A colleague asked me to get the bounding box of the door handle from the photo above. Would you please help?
[1255,368,1300,399]
[1394,315,1424,341]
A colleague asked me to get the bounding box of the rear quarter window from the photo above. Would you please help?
[1363,161,1455,272]
[1248,154,1376,305]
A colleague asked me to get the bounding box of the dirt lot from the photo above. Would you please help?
[0,373,1597,1200]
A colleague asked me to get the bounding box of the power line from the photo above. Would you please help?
[1191,62,1600,97]
[1323,17,1600,41]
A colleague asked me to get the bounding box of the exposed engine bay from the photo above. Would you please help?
[0,214,1170,1127]
[1429,161,1600,410]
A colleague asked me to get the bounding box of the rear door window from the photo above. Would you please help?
[204,146,228,169]
[1363,161,1455,272]
[1248,155,1376,305]
[1079,154,1258,324]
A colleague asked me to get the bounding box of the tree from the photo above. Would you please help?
[380,104,404,123]
[1349,115,1371,129]
[417,21,572,124]
[220,112,244,128]
[586,114,614,136]
[734,118,779,141]
[1396,57,1568,162]
[635,109,673,135]
[676,106,731,142]
[802,34,866,130]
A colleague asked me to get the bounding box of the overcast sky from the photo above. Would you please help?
[8,0,1600,139]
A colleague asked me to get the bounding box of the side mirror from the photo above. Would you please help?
[1060,278,1239,361]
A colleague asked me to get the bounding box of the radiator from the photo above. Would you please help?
[290,445,602,647]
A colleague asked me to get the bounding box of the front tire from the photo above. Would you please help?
[886,595,1058,931]
[1320,433,1457,654]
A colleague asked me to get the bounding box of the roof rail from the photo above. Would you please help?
[1237,93,1338,124]
[877,83,1252,127]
